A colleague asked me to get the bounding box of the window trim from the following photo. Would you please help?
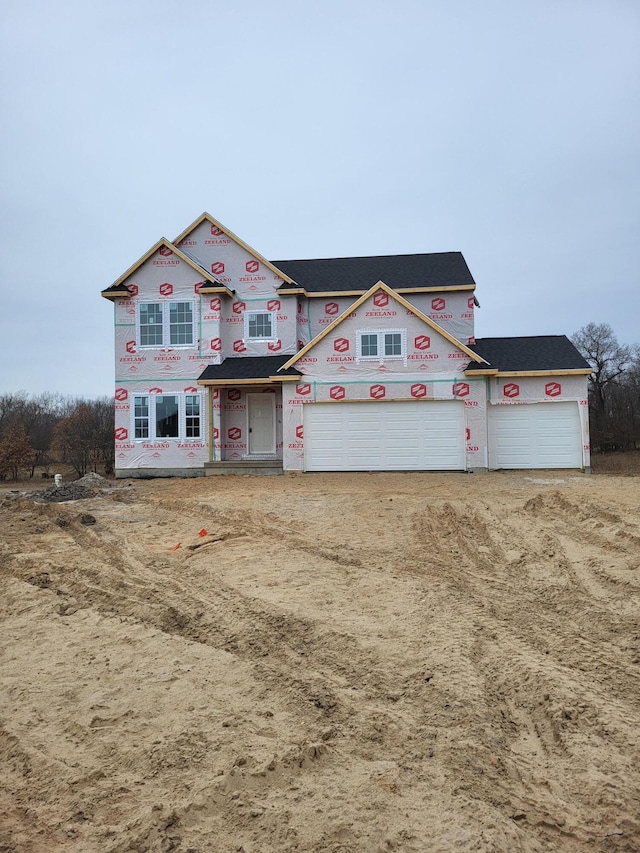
[137,301,195,349]
[244,310,277,341]
[356,328,407,366]
[131,392,204,441]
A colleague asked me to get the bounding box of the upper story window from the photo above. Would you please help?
[138,302,194,347]
[357,329,407,364]
[245,311,276,340]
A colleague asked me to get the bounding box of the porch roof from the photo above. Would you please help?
[198,355,301,384]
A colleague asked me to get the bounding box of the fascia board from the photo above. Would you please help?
[495,369,593,377]
[173,212,296,285]
[197,377,282,386]
[108,238,221,289]
[197,285,235,297]
[279,281,486,371]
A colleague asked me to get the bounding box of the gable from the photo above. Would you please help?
[173,212,294,295]
[281,282,485,377]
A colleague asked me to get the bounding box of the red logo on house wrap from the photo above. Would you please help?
[213,427,219,439]
[228,427,242,440]
[410,383,427,398]
[212,261,225,275]
[233,340,246,353]
[414,335,431,350]
[159,247,173,257]
[466,427,471,441]
[373,292,389,308]
[246,259,259,274]
[267,299,281,312]
[330,386,345,400]
[295,425,304,439]
[212,388,220,400]
[115,388,128,401]
[431,297,446,311]
[126,341,136,354]
[334,338,350,353]
[468,296,474,309]
[184,386,198,393]
[232,301,245,315]
[545,382,562,397]
[211,225,224,236]
[268,339,282,352]
[228,389,241,402]
[454,382,470,397]
[325,302,339,315]
[504,383,520,398]
[296,383,311,396]
[159,283,173,296]
[115,427,128,441]
[209,297,221,311]
[127,284,139,296]
[370,384,386,399]
[210,338,221,351]
[149,387,163,394]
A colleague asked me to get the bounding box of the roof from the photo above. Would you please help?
[198,356,301,383]
[468,336,591,372]
[272,252,475,293]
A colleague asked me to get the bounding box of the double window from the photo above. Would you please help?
[245,311,276,340]
[357,329,407,364]
[138,302,194,347]
[133,394,202,440]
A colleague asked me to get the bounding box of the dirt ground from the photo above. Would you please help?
[1,469,639,853]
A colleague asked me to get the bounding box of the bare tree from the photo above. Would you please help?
[572,324,635,451]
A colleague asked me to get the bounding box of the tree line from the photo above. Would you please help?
[572,323,640,453]
[0,394,114,481]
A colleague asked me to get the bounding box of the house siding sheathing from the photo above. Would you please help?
[113,246,212,473]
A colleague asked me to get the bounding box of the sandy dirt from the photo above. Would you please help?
[1,471,639,853]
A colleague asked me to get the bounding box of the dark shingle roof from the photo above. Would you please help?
[469,336,591,372]
[272,252,475,292]
[198,356,300,382]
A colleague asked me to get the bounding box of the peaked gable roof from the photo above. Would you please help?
[280,281,486,371]
[273,252,475,294]
[466,336,592,373]
[173,212,296,285]
[101,237,228,300]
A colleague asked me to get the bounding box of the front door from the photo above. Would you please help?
[247,393,276,455]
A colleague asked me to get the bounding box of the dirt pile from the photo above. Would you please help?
[0,471,639,852]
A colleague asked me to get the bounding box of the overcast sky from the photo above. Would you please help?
[1,0,638,398]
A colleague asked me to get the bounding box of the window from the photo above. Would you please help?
[132,393,203,440]
[134,396,149,438]
[138,302,194,347]
[357,329,407,364]
[245,311,275,340]
[155,395,179,438]
[185,395,201,438]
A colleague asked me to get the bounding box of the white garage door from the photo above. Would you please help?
[488,402,582,469]
[303,401,466,471]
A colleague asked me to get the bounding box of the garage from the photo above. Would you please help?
[488,401,583,469]
[303,400,466,471]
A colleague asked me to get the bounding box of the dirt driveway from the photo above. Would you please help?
[1,471,639,852]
